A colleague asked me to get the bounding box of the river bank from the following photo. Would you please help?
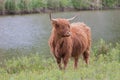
[0,7,120,15]
[0,0,120,15]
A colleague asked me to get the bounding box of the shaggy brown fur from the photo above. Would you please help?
[48,18,91,70]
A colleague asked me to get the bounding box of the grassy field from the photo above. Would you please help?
[0,40,120,80]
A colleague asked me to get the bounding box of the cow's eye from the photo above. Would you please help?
[62,26,65,29]
[68,25,70,28]
[55,24,59,28]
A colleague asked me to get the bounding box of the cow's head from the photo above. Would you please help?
[52,19,71,37]
[50,14,77,37]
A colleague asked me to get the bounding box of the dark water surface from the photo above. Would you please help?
[0,10,120,60]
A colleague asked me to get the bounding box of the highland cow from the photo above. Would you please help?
[48,16,91,70]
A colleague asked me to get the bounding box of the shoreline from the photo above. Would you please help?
[0,7,120,15]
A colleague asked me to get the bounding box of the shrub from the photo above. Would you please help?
[102,0,118,8]
[5,0,17,11]
[59,0,72,8]
[71,0,90,10]
[47,0,60,9]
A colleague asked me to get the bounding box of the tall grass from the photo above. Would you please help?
[0,40,120,80]
[0,0,47,14]
[0,0,119,15]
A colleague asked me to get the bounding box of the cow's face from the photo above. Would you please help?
[52,19,71,37]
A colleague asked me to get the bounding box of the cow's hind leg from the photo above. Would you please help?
[74,57,79,69]
[83,50,90,65]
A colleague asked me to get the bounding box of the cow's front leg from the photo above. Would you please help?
[74,57,79,69]
[63,53,71,70]
[56,57,62,70]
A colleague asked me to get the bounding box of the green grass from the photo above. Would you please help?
[0,40,120,80]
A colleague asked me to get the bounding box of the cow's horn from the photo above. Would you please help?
[49,13,52,20]
[67,15,77,21]
[49,13,57,21]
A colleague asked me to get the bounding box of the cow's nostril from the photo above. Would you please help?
[65,31,71,37]
[68,32,71,35]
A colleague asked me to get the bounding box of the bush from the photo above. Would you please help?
[102,0,118,8]
[47,0,60,9]
[59,0,72,8]
[5,0,17,11]
[93,39,111,57]
[71,0,90,10]
[30,0,46,9]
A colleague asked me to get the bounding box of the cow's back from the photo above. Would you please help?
[70,22,91,57]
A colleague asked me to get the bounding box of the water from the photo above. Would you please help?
[0,10,120,60]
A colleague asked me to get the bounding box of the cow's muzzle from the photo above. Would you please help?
[63,31,71,37]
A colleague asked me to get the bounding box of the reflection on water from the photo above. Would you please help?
[0,10,120,60]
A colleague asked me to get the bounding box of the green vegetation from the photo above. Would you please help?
[71,0,91,10]
[0,40,120,80]
[0,0,119,15]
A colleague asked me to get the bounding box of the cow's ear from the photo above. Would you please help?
[51,19,59,28]
[68,24,70,28]
[51,19,57,25]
